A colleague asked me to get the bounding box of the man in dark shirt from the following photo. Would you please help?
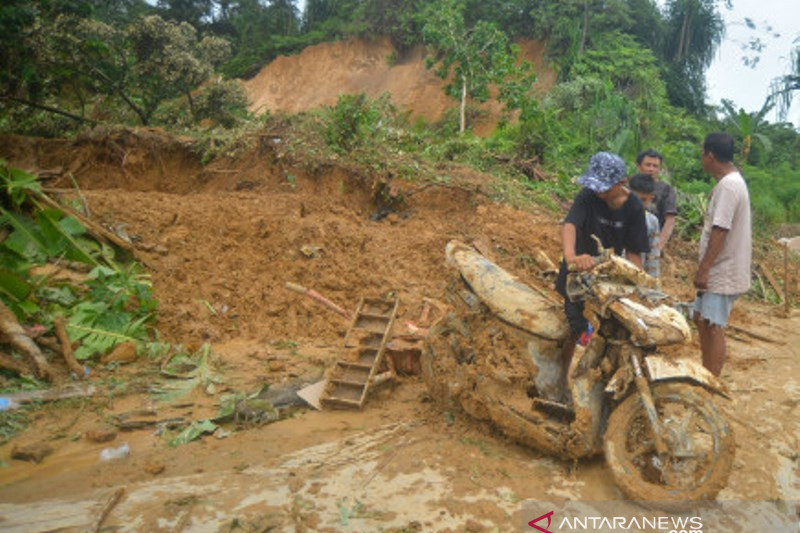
[552,152,649,403]
[636,149,678,251]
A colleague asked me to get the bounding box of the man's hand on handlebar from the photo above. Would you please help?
[567,254,596,271]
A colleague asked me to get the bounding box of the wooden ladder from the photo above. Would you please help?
[320,297,399,410]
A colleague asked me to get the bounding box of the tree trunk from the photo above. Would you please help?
[742,135,752,163]
[675,5,692,63]
[88,65,150,126]
[1,96,98,125]
[459,75,467,134]
[185,90,196,120]
[579,0,589,55]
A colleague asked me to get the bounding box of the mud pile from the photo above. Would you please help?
[0,132,567,350]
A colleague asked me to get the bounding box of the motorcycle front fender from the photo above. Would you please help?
[644,355,730,398]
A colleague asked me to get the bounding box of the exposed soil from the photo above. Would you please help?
[243,37,557,136]
[0,129,798,532]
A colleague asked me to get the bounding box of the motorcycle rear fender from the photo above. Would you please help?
[644,355,730,398]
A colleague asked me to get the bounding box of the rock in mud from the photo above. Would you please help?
[102,342,138,364]
[268,360,286,372]
[465,519,486,532]
[86,426,118,443]
[143,462,165,475]
[11,442,54,463]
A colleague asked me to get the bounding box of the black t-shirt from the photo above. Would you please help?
[555,188,650,295]
[652,180,678,228]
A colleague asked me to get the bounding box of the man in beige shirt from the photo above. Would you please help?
[693,132,752,376]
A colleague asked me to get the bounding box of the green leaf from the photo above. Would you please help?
[66,302,149,360]
[0,268,33,302]
[1,164,41,207]
[34,205,98,265]
[57,215,86,236]
[154,345,225,402]
[0,208,50,258]
[168,419,218,447]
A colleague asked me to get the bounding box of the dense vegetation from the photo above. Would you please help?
[1,0,799,230]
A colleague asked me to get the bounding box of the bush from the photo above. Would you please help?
[322,93,385,153]
[194,80,250,128]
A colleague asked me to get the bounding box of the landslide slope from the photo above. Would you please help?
[242,36,556,134]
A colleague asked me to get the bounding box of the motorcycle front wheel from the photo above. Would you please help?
[604,382,735,505]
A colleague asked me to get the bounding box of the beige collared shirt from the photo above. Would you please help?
[699,171,752,294]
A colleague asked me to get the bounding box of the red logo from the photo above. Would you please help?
[528,511,554,533]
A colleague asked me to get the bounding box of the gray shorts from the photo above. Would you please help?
[693,292,740,327]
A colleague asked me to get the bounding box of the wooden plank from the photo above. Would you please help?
[759,262,784,304]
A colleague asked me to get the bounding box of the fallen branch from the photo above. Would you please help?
[0,351,31,375]
[0,300,55,381]
[54,317,85,377]
[36,192,135,254]
[0,383,96,404]
[36,335,63,355]
[284,282,352,319]
[90,488,125,533]
[758,262,784,304]
[728,324,783,345]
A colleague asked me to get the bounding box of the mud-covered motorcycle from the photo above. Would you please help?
[422,240,735,503]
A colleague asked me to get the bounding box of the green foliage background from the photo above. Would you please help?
[0,0,798,231]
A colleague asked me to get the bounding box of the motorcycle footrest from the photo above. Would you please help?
[531,398,575,423]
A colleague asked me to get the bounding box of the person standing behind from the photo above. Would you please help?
[694,132,752,377]
[629,173,661,278]
[636,149,677,252]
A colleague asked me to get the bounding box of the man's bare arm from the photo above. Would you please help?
[561,223,594,270]
[659,214,676,250]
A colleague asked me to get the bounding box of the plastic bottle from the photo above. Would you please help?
[100,442,130,461]
[0,397,20,411]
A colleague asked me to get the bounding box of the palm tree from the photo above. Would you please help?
[720,98,774,163]
[770,39,800,121]
[662,0,725,111]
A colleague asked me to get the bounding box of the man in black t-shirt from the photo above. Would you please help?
[551,152,649,403]
[636,149,677,251]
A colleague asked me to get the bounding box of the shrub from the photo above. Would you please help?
[194,80,250,128]
[323,93,385,153]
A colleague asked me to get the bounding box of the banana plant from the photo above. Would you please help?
[719,98,774,163]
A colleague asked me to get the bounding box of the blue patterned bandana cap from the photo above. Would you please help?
[577,152,627,192]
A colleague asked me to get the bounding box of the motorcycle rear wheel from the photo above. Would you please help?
[604,382,734,505]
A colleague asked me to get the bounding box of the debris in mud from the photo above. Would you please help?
[168,420,218,447]
[0,384,97,407]
[85,426,118,443]
[90,487,125,533]
[11,442,54,463]
[321,297,399,410]
[143,462,165,475]
[113,409,186,431]
[233,398,279,426]
[101,341,138,364]
[284,281,352,319]
[154,344,225,402]
[99,442,130,461]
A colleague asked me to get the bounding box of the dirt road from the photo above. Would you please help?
[0,305,797,532]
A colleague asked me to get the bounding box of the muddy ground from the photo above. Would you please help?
[0,132,798,532]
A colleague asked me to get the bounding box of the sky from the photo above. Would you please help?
[704,0,800,126]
